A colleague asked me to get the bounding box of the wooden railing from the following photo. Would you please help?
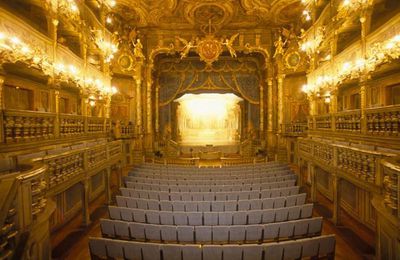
[281,122,308,136]
[298,138,398,186]
[0,162,48,259]
[33,140,123,193]
[309,105,400,137]
[381,156,400,218]
[2,110,136,146]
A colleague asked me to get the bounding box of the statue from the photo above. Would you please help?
[273,35,286,58]
[223,33,239,58]
[176,36,195,59]
[133,39,145,59]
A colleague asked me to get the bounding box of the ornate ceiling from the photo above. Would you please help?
[113,0,303,30]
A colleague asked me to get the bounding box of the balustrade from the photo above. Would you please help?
[315,115,332,130]
[381,157,400,218]
[1,110,133,146]
[298,138,396,185]
[335,110,361,132]
[88,146,107,168]
[4,110,55,143]
[59,114,85,137]
[366,105,400,136]
[281,122,308,135]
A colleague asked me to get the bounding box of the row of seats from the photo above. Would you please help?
[120,186,300,201]
[128,168,290,178]
[89,234,335,260]
[100,217,323,244]
[116,193,307,212]
[128,169,292,180]
[108,204,314,225]
[124,173,296,185]
[124,180,296,192]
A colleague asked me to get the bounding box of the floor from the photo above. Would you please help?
[51,199,375,260]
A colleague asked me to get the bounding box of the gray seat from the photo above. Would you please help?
[211,201,224,212]
[242,244,263,260]
[182,245,202,260]
[212,226,229,242]
[264,243,284,260]
[222,245,242,260]
[219,212,233,225]
[248,210,262,224]
[129,223,145,240]
[195,226,212,243]
[238,200,250,211]
[122,240,142,260]
[161,244,181,260]
[229,225,246,243]
[160,211,174,225]
[188,212,203,225]
[186,201,198,212]
[145,224,161,241]
[264,223,280,241]
[204,212,219,226]
[246,224,263,242]
[142,243,161,260]
[198,201,211,212]
[233,211,247,225]
[203,245,223,260]
[89,238,108,259]
[177,226,194,242]
[114,221,130,238]
[106,239,124,259]
[160,201,173,211]
[281,240,302,260]
[133,209,146,223]
[174,212,188,225]
[161,225,177,242]
[146,210,160,224]
[108,206,121,220]
[100,219,115,237]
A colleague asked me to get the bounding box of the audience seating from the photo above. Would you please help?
[108,203,314,224]
[89,234,335,260]
[120,186,300,201]
[100,217,323,243]
[89,162,335,259]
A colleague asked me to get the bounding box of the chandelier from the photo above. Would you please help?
[337,0,370,19]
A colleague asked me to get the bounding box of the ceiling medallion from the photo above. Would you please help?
[176,24,238,66]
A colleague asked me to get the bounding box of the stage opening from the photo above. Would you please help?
[175,93,242,146]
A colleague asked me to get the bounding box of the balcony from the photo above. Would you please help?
[281,122,308,136]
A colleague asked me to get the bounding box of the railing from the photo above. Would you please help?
[366,105,400,136]
[2,109,119,145]
[309,106,400,137]
[315,115,332,130]
[34,140,123,193]
[0,162,48,259]
[335,110,361,133]
[381,156,400,218]
[298,138,397,186]
[281,122,308,136]
[4,110,56,143]
[221,157,267,166]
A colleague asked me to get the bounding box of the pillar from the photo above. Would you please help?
[332,174,341,225]
[266,78,275,158]
[104,167,112,205]
[135,79,142,136]
[277,74,285,132]
[81,179,91,226]
[309,163,317,202]
[360,78,368,134]
[0,74,5,143]
[155,84,160,138]
[259,83,264,138]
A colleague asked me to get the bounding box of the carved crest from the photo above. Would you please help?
[196,35,223,65]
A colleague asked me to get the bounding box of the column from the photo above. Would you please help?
[145,65,153,151]
[259,83,264,139]
[81,179,91,226]
[266,78,275,158]
[0,74,5,143]
[155,84,160,138]
[104,167,112,205]
[277,74,285,133]
[309,163,317,202]
[136,79,142,134]
[360,78,368,134]
[332,174,341,225]
[330,90,338,131]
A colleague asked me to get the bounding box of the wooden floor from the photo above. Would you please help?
[51,195,374,260]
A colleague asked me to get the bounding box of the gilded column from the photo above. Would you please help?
[0,74,5,143]
[259,83,264,138]
[81,179,91,226]
[332,174,341,225]
[330,90,338,131]
[155,84,160,137]
[267,78,273,133]
[135,79,142,135]
[277,74,285,133]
